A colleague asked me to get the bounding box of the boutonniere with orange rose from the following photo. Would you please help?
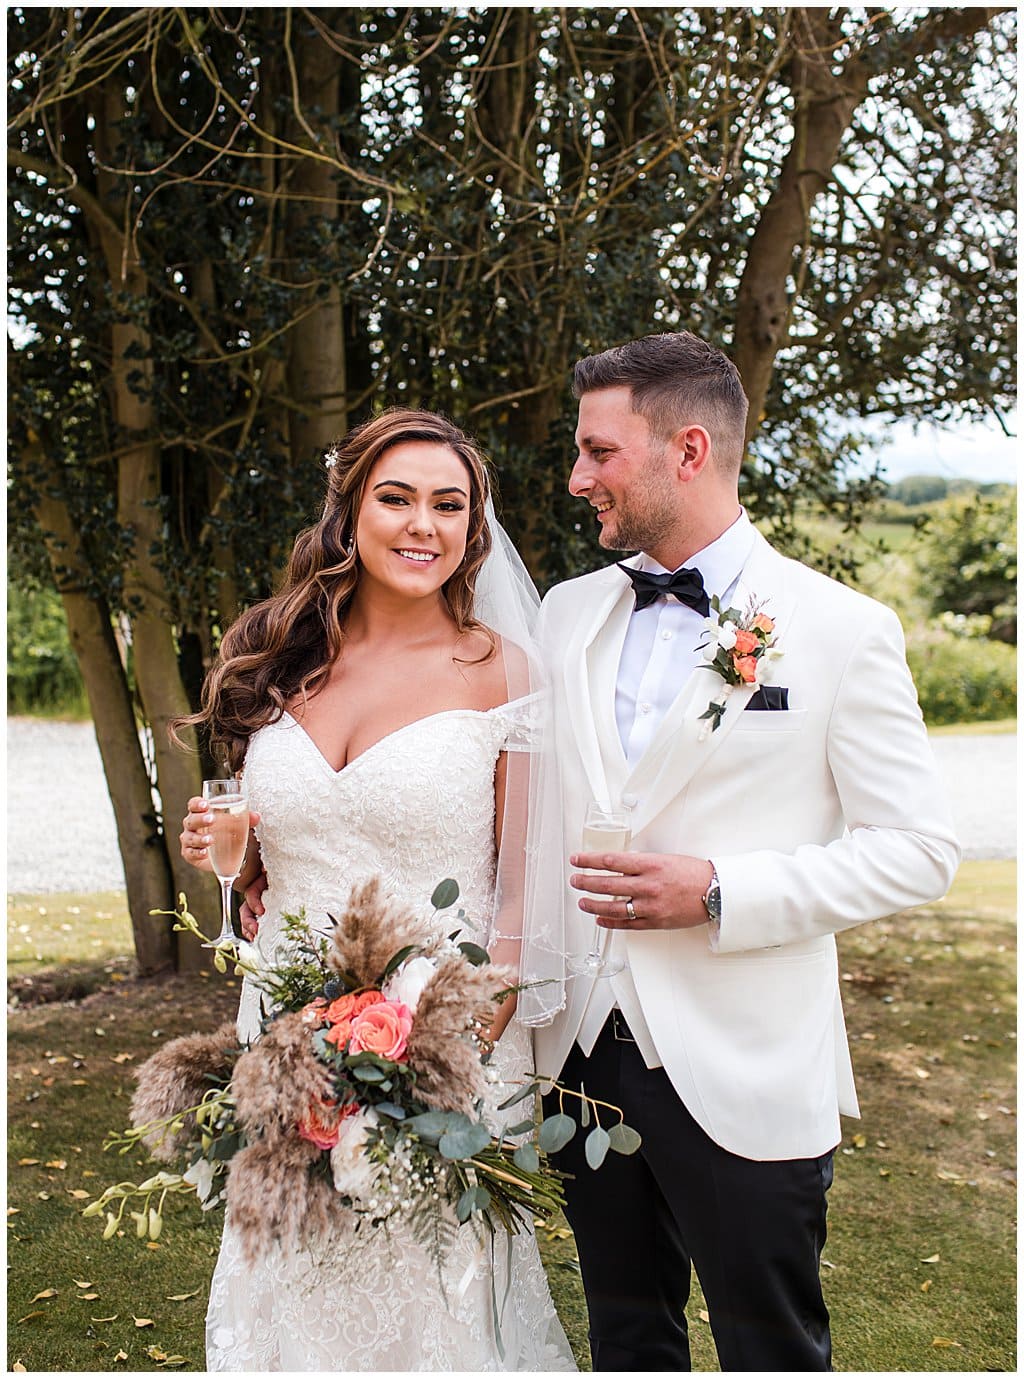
[84,878,639,1273]
[697,595,782,738]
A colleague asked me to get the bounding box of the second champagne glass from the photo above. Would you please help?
[201,778,249,949]
[567,801,632,978]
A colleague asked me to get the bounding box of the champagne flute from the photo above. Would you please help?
[201,778,249,949]
[567,801,632,978]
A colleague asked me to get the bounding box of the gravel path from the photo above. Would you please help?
[5,716,1016,894]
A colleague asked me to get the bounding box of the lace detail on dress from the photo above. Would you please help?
[207,705,576,1373]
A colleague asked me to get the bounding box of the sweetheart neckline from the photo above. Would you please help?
[275,703,518,779]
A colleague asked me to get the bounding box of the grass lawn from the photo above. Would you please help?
[7,863,1016,1372]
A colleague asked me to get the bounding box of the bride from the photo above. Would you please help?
[177,408,575,1372]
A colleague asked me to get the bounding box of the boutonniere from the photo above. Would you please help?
[697,595,782,739]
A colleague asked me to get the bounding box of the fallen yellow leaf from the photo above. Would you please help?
[91,1315,119,1323]
[920,1280,932,1292]
[698,1309,710,1323]
[73,1279,93,1288]
[166,1290,201,1301]
[67,1189,91,1200]
[17,1311,47,1324]
[851,1133,867,1148]
[114,1350,128,1363]
[921,1253,941,1263]
[932,1338,962,1348]
[30,1289,57,1302]
[134,1316,156,1327]
[18,1159,40,1166]
[78,1293,100,1301]
[12,1363,27,1372]
[44,1159,67,1170]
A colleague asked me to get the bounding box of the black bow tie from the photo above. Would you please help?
[617,562,711,616]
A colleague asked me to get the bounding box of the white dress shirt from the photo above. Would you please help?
[577,510,756,1066]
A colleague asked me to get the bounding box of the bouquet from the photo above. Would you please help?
[85,877,640,1263]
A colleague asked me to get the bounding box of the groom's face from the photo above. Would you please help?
[570,387,679,557]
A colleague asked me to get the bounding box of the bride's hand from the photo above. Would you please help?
[484,990,518,1049]
[179,796,261,872]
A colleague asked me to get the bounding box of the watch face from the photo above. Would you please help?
[705,883,722,922]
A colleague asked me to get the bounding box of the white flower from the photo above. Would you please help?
[701,639,719,662]
[717,620,738,651]
[329,1109,381,1203]
[183,1157,216,1203]
[383,955,436,1013]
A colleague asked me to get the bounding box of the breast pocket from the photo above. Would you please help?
[733,708,808,733]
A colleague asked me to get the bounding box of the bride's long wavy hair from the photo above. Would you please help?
[176,409,496,773]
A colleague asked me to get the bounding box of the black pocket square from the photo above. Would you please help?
[745,685,789,711]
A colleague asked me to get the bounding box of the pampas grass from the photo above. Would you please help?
[405,958,514,1113]
[325,877,431,986]
[225,1136,346,1262]
[130,1021,239,1160]
[231,1011,334,1138]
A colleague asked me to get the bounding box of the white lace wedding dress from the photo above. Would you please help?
[206,703,577,1372]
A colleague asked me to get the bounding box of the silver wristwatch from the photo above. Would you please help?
[702,865,722,926]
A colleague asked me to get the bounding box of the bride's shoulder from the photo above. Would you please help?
[457,626,533,708]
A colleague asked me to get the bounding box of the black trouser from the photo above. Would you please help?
[545,1013,833,1372]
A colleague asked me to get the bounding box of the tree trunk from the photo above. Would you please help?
[93,83,217,961]
[27,443,176,973]
[283,12,347,463]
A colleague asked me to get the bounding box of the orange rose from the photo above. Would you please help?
[300,997,329,1028]
[348,1000,414,1061]
[733,629,759,656]
[323,989,383,1049]
[297,1097,354,1150]
[752,613,774,634]
[734,654,759,684]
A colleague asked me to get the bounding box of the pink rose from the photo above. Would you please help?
[348,1000,413,1061]
[752,613,774,634]
[734,654,759,684]
[300,997,329,1028]
[733,629,759,656]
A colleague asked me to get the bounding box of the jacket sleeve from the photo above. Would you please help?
[712,605,961,953]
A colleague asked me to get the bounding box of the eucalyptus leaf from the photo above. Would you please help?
[512,1142,540,1173]
[607,1122,643,1155]
[497,1081,539,1111]
[374,1103,406,1120]
[504,1119,536,1137]
[537,1113,576,1153]
[585,1125,610,1170]
[405,1111,452,1143]
[381,944,420,979]
[431,878,460,911]
[351,1064,388,1083]
[579,1084,590,1129]
[439,1120,492,1160]
[456,1184,491,1221]
[457,941,490,967]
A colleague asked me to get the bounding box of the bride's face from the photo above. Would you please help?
[354,442,472,600]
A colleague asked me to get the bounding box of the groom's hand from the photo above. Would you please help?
[569,851,714,930]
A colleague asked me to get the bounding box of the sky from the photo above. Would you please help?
[857,413,1017,485]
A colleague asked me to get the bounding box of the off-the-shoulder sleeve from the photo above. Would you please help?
[490,691,544,752]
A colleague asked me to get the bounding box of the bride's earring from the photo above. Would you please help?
[346,531,355,557]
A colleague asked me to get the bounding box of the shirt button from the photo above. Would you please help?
[621,793,639,809]
[639,703,651,715]
[661,630,673,641]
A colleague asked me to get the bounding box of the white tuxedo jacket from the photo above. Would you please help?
[533,529,960,1161]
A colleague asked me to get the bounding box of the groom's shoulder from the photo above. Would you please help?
[541,562,621,610]
[770,540,901,627]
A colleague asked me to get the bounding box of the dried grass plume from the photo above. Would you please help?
[405,958,514,1113]
[326,877,432,986]
[130,1021,239,1161]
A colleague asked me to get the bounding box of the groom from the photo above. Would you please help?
[533,331,959,1372]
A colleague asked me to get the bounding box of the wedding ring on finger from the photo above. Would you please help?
[625,899,637,922]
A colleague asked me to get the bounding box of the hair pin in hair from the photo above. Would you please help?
[324,446,341,470]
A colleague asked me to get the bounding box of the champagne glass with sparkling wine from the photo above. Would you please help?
[201,778,249,949]
[567,801,632,978]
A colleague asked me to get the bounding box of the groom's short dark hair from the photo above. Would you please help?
[573,332,749,469]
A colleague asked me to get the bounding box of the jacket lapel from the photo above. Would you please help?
[562,565,633,809]
[626,532,799,838]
